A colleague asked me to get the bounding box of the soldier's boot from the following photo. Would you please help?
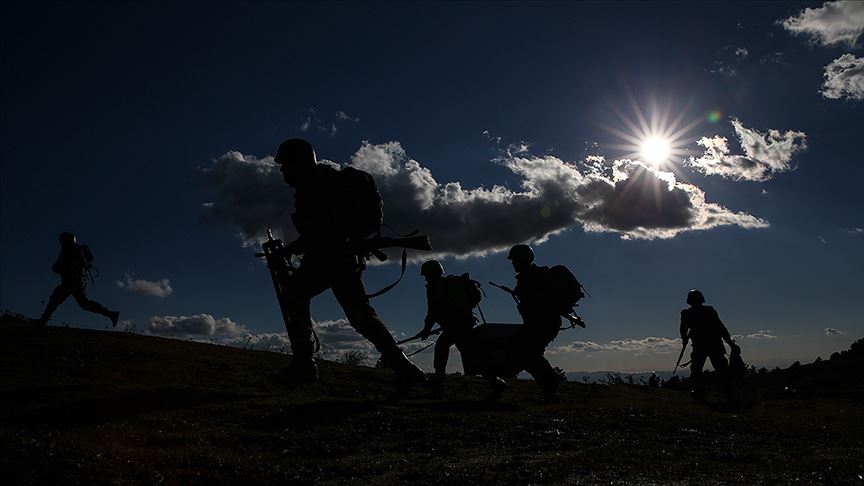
[388,351,427,402]
[486,376,509,402]
[270,357,319,385]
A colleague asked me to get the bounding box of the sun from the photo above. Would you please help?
[641,136,671,165]
[596,96,702,170]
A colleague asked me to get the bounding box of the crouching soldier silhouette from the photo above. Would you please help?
[270,138,426,400]
[680,289,739,402]
[417,260,508,398]
[505,244,575,403]
[32,232,119,327]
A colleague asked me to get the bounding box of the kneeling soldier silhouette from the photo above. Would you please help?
[417,260,508,399]
[32,232,119,327]
[270,138,426,400]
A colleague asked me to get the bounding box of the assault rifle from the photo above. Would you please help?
[255,230,296,331]
[255,229,433,319]
[673,335,690,375]
[397,327,442,345]
[489,281,586,330]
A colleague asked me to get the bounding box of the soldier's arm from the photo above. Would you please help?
[713,309,735,346]
[51,255,63,274]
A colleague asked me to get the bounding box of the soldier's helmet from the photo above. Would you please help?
[58,232,77,246]
[507,244,534,263]
[686,289,705,306]
[420,260,445,277]
[275,138,316,166]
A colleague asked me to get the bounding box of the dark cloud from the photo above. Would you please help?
[200,141,767,258]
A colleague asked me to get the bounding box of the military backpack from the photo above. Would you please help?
[443,273,483,311]
[541,265,585,314]
[340,166,384,239]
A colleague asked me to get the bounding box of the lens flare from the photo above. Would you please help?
[708,110,723,123]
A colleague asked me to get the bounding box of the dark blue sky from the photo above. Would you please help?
[2,1,861,371]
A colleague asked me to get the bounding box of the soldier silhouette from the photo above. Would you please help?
[32,232,119,327]
[418,260,508,399]
[679,289,739,402]
[506,244,567,403]
[271,138,425,400]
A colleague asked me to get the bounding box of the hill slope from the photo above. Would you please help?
[1,317,862,484]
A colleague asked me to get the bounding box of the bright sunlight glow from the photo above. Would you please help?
[641,137,671,165]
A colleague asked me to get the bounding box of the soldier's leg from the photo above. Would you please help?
[283,263,331,361]
[433,331,458,377]
[72,288,112,316]
[330,270,400,354]
[708,352,732,401]
[689,351,708,401]
[38,284,72,323]
[331,269,425,399]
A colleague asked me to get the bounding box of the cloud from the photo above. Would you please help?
[821,54,864,100]
[688,118,807,182]
[147,314,249,338]
[842,227,864,234]
[780,1,864,48]
[115,273,174,297]
[200,141,768,258]
[552,336,679,356]
[735,47,749,57]
[745,330,777,339]
[825,327,847,335]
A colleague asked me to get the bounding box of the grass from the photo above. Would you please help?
[1,317,862,485]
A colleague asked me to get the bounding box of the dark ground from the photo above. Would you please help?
[1,316,862,485]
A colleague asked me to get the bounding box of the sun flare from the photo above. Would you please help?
[597,97,702,171]
[641,137,671,165]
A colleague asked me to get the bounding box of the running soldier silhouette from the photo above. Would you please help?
[506,244,567,403]
[32,232,119,327]
[680,289,739,402]
[271,138,425,399]
[418,260,508,398]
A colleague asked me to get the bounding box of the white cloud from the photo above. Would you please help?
[147,314,249,338]
[147,317,424,363]
[821,54,864,100]
[735,47,749,57]
[116,273,174,297]
[825,327,847,335]
[842,227,864,234]
[688,118,807,182]
[746,330,777,340]
[552,336,679,356]
[200,141,768,258]
[781,1,864,48]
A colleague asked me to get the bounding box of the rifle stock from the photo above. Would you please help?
[352,235,432,253]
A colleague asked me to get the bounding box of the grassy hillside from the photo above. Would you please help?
[1,316,862,485]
